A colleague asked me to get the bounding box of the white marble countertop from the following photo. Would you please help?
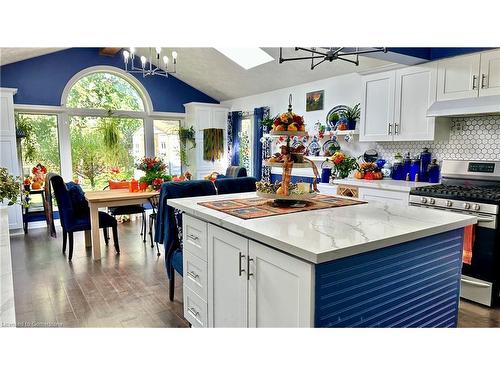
[328,178,438,192]
[168,192,476,264]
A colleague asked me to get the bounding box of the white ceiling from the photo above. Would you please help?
[0,48,66,66]
[0,47,396,101]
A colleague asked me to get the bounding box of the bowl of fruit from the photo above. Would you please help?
[354,162,384,180]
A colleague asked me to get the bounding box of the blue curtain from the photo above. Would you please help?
[253,108,264,179]
[229,111,242,166]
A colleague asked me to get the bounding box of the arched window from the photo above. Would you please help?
[66,72,145,111]
[65,70,148,190]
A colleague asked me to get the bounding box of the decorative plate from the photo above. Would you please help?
[322,139,340,155]
[326,105,348,129]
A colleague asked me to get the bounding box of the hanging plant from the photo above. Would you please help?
[203,128,224,162]
[15,114,37,163]
[179,126,196,166]
[100,112,120,149]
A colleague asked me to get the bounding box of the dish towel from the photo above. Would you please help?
[463,225,476,265]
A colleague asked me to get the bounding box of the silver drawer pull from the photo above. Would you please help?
[187,233,199,241]
[188,307,200,316]
[247,257,254,280]
[187,271,199,279]
[239,251,246,276]
[461,279,490,288]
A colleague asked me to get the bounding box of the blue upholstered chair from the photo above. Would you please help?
[214,177,257,195]
[225,166,247,178]
[49,174,119,261]
[155,180,217,301]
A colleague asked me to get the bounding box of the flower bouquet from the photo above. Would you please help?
[31,163,47,189]
[136,156,172,191]
[330,151,359,179]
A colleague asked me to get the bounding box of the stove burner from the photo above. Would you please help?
[412,184,500,204]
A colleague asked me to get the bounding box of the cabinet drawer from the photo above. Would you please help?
[183,214,208,261]
[183,250,208,301]
[358,187,408,206]
[184,287,208,328]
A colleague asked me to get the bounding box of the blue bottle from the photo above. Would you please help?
[403,152,411,180]
[428,159,441,183]
[409,156,421,181]
[392,153,404,180]
[419,147,431,182]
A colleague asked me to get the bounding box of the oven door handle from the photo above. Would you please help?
[461,278,491,288]
[476,217,494,223]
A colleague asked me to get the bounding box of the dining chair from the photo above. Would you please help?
[154,180,217,301]
[49,174,119,261]
[224,166,247,178]
[147,194,161,256]
[214,176,257,195]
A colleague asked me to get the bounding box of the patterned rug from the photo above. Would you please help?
[198,194,366,219]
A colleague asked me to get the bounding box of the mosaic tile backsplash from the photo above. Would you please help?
[372,115,500,163]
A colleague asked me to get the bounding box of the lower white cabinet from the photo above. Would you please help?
[358,187,409,206]
[183,214,314,328]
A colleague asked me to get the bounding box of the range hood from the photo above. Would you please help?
[427,95,500,117]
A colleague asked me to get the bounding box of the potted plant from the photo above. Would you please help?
[330,151,359,179]
[340,103,360,130]
[136,156,172,191]
[179,126,196,167]
[0,167,28,207]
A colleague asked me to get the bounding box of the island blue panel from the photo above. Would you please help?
[315,229,464,328]
[0,48,218,112]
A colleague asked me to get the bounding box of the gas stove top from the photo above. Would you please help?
[409,160,500,215]
[411,184,500,204]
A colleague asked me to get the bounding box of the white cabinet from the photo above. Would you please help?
[359,71,395,142]
[207,224,248,327]
[437,50,500,99]
[479,49,500,97]
[358,187,408,206]
[0,88,23,231]
[394,65,437,141]
[183,102,229,179]
[360,64,441,142]
[248,241,313,328]
[189,220,313,328]
[437,54,480,101]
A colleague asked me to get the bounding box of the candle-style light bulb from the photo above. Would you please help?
[123,50,130,63]
[172,51,177,63]
[130,47,136,56]
[163,56,169,67]
[155,47,162,55]
[140,55,147,68]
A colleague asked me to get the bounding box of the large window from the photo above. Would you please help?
[17,113,60,176]
[66,71,147,190]
[153,119,181,176]
[239,117,253,176]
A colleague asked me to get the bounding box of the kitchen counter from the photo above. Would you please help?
[328,178,438,192]
[168,192,475,264]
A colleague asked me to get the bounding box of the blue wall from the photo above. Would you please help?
[0,48,218,112]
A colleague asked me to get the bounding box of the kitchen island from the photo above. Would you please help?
[168,192,476,328]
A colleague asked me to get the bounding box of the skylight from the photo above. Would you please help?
[215,48,274,70]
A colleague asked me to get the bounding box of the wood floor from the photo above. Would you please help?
[10,216,188,328]
[9,217,500,328]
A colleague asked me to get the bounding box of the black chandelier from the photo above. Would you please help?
[278,47,387,70]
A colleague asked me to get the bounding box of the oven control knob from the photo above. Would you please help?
[446,200,453,207]
[421,197,428,204]
[464,203,471,209]
[473,204,480,211]
[429,198,435,205]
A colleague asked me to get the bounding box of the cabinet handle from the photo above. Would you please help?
[187,233,199,241]
[394,123,399,135]
[247,257,254,280]
[472,75,478,90]
[238,251,246,276]
[187,271,199,279]
[388,123,392,135]
[187,307,200,317]
[481,73,487,89]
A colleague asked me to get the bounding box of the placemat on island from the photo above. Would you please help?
[198,194,366,219]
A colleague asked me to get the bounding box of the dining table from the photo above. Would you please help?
[84,189,159,261]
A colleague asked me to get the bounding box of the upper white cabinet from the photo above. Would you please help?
[360,64,439,142]
[359,71,395,142]
[479,49,500,96]
[394,65,437,141]
[437,50,500,100]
